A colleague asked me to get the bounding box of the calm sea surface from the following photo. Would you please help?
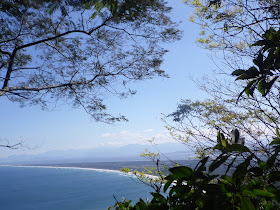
[0,166,152,210]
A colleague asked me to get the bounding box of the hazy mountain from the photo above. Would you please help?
[0,142,194,164]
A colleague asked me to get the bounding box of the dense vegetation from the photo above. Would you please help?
[110,131,280,209]
[109,0,280,209]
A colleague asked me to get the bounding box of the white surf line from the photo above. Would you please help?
[0,165,160,180]
[0,164,124,174]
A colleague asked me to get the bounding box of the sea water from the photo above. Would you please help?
[0,166,153,210]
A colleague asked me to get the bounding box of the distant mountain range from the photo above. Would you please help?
[0,142,195,164]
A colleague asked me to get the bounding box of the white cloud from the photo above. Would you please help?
[144,129,154,132]
[100,129,175,146]
[101,133,115,138]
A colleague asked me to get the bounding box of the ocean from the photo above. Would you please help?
[0,166,153,210]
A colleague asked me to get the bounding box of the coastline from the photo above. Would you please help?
[0,164,123,173]
[0,164,159,179]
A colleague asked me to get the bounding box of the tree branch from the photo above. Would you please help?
[16,17,113,51]
[44,41,69,59]
[0,18,23,44]
[0,48,12,57]
[0,139,22,149]
[1,17,113,91]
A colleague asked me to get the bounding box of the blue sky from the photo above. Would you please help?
[0,1,217,158]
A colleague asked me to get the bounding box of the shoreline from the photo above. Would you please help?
[0,164,159,179]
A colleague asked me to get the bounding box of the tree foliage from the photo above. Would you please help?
[0,0,181,122]
[232,27,280,99]
[163,1,280,160]
[185,0,280,57]
[109,131,280,209]
[165,96,278,160]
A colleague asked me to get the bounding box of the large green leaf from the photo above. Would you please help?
[258,79,266,96]
[245,79,259,97]
[217,131,225,144]
[236,67,259,80]
[164,179,174,192]
[242,189,257,198]
[226,144,250,153]
[231,69,246,76]
[195,156,209,172]
[221,139,227,148]
[248,167,263,177]
[253,52,264,69]
[252,39,267,47]
[209,154,230,173]
[165,174,177,182]
[268,171,280,182]
[276,128,280,138]
[237,79,258,101]
[240,197,255,210]
[252,189,276,198]
[233,154,253,180]
[265,152,279,169]
[225,156,237,174]
[135,198,148,209]
[169,166,193,179]
[263,76,279,96]
[150,192,167,204]
[270,137,280,146]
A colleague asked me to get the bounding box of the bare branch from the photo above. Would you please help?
[0,139,22,149]
[0,48,12,57]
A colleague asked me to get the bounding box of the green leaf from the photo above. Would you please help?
[252,189,276,198]
[263,76,279,96]
[233,154,253,180]
[242,189,257,198]
[246,81,258,97]
[150,192,167,204]
[268,171,280,182]
[225,156,237,174]
[258,161,266,170]
[236,67,259,80]
[221,139,227,148]
[258,79,266,96]
[195,156,209,172]
[237,79,258,102]
[226,144,250,153]
[90,1,104,19]
[204,184,221,193]
[248,167,263,176]
[169,166,193,179]
[165,173,176,181]
[90,11,98,19]
[270,137,280,146]
[209,154,230,173]
[232,69,246,76]
[217,131,225,144]
[221,175,233,183]
[265,152,279,169]
[253,52,263,68]
[252,40,266,47]
[135,198,147,209]
[163,179,174,192]
[240,197,255,210]
[276,128,280,138]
